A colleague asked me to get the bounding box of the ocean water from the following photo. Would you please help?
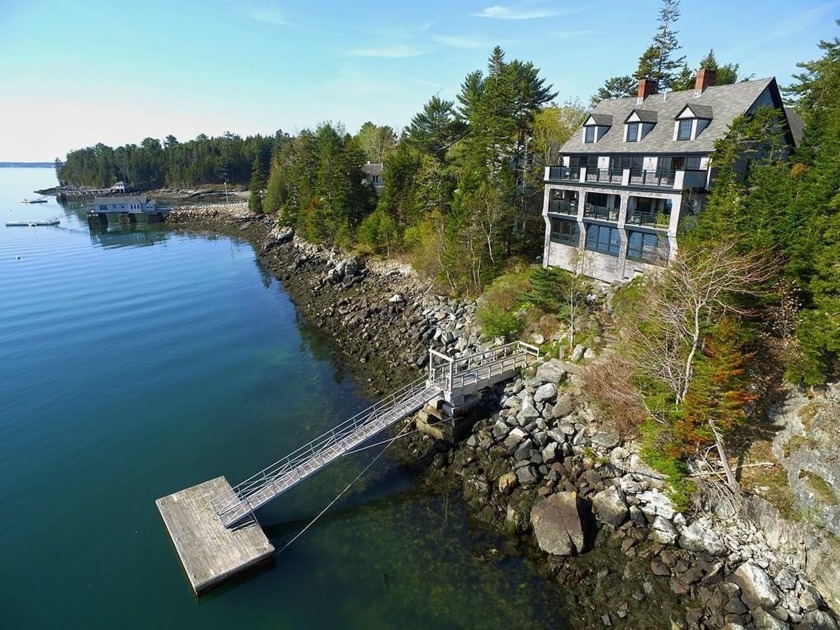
[0,168,566,629]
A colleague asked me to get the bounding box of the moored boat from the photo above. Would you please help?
[21,198,48,204]
[5,218,60,227]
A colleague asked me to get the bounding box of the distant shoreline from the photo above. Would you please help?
[0,162,54,168]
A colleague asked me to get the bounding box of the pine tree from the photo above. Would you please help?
[647,0,686,89]
[248,154,267,213]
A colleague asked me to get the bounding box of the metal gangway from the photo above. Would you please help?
[210,341,539,528]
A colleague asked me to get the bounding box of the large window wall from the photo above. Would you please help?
[549,217,580,245]
[626,230,669,263]
[584,223,621,256]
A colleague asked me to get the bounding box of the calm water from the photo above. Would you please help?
[0,168,566,629]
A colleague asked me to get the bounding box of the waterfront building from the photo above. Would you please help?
[88,195,167,226]
[541,70,802,283]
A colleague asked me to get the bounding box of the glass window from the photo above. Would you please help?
[585,224,621,256]
[626,122,639,142]
[677,119,693,141]
[627,230,668,263]
[550,218,580,245]
[584,126,596,143]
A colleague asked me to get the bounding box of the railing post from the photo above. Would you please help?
[428,348,434,383]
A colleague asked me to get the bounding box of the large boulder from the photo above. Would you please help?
[730,561,782,611]
[799,610,839,630]
[637,489,677,520]
[590,426,621,450]
[678,517,727,556]
[591,486,629,529]
[533,382,557,403]
[530,491,585,556]
[651,515,679,545]
[535,360,567,385]
[517,399,541,423]
[550,392,574,419]
[263,224,293,250]
[751,608,789,630]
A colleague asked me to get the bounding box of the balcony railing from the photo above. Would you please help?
[585,169,610,183]
[545,165,709,190]
[583,203,618,221]
[546,166,580,181]
[548,199,577,215]
[608,168,624,183]
[629,170,675,187]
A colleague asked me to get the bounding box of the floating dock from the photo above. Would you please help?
[156,476,274,596]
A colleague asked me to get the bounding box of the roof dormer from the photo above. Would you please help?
[623,109,657,142]
[674,104,713,141]
[582,114,612,144]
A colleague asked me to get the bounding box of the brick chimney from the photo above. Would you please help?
[694,68,716,95]
[637,78,658,103]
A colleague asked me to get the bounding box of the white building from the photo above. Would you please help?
[91,195,158,213]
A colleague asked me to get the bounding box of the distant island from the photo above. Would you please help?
[0,162,55,168]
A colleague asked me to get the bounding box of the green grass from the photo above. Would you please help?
[801,470,838,506]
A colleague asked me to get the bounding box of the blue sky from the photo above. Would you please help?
[0,0,837,161]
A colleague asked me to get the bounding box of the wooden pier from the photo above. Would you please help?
[156,476,274,596]
[157,342,539,595]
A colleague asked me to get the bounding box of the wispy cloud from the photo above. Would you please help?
[245,4,290,26]
[434,35,497,50]
[472,4,559,20]
[347,44,431,58]
[728,2,838,57]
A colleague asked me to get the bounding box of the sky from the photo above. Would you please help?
[0,0,837,162]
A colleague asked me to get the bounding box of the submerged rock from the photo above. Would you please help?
[530,491,585,556]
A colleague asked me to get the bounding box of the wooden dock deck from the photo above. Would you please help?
[156,476,275,595]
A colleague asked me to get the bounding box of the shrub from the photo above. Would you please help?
[475,269,530,340]
[639,420,695,512]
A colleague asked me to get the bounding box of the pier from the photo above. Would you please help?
[157,341,539,595]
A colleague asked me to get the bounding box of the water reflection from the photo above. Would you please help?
[88,224,170,249]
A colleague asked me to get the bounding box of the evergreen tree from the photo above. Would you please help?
[647,0,686,89]
[591,0,686,103]
[248,154,267,213]
[697,49,740,85]
[783,26,840,381]
[591,76,637,106]
[405,95,465,161]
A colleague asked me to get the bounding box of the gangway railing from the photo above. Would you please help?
[211,341,539,528]
[210,376,443,527]
[428,341,540,398]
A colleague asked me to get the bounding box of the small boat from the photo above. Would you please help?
[5,219,60,227]
[21,198,48,204]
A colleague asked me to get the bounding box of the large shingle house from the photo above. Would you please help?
[541,70,802,283]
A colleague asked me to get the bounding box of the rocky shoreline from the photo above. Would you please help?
[166,207,839,629]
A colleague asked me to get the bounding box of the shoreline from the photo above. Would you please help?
[166,206,839,629]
